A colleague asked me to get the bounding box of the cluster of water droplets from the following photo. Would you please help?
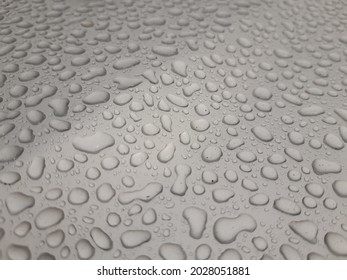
[1,0,347,259]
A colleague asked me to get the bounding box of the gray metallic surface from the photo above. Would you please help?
[1,0,347,259]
